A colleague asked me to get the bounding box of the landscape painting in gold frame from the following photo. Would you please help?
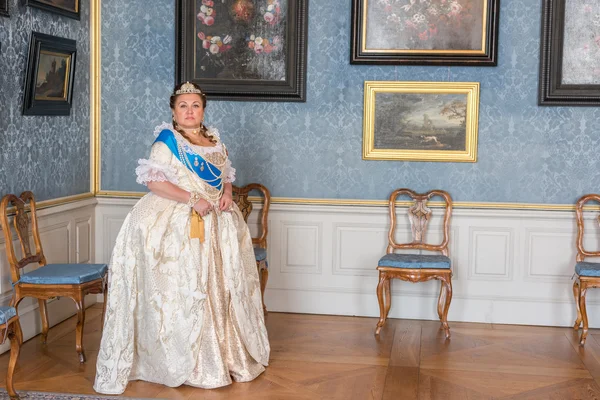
[363,81,479,162]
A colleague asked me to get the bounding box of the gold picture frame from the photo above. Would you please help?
[363,81,480,163]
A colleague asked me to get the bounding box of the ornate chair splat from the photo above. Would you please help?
[232,183,271,314]
[572,194,600,345]
[0,192,108,363]
[376,189,453,338]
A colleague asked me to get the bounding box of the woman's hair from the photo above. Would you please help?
[170,81,216,144]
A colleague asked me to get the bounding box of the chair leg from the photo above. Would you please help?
[580,282,589,346]
[437,281,446,321]
[38,299,49,344]
[260,266,268,315]
[375,272,388,335]
[573,279,582,330]
[383,277,392,321]
[73,295,86,363]
[6,320,22,400]
[440,276,452,339]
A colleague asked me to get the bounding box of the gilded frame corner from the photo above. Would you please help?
[362,81,480,163]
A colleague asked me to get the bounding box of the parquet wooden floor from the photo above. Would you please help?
[0,304,599,399]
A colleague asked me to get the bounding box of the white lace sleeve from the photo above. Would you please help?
[223,158,236,183]
[135,142,179,186]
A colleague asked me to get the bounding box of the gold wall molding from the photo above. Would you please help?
[91,0,101,194]
[96,191,145,198]
[91,191,596,212]
[4,193,95,216]
[37,192,95,210]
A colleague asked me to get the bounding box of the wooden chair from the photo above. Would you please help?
[375,189,453,338]
[0,307,22,399]
[0,192,108,363]
[572,194,600,345]
[232,183,270,314]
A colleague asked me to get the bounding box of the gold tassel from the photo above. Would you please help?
[190,209,204,242]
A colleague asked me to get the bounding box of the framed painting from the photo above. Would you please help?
[539,0,600,106]
[26,0,80,20]
[176,0,308,102]
[351,0,500,65]
[363,81,480,162]
[0,0,8,18]
[22,32,77,116]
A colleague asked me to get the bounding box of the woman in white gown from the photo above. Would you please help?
[93,82,270,394]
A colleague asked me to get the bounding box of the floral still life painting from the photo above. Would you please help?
[176,0,308,101]
[370,0,484,51]
[351,0,499,65]
[539,0,600,105]
[196,0,286,81]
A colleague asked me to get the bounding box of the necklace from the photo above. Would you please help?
[183,127,200,136]
[171,129,226,203]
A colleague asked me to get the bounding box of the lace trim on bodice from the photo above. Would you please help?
[152,122,236,183]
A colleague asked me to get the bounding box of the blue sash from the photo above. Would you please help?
[154,129,222,189]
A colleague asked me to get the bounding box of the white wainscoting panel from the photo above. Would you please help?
[94,198,600,328]
[333,223,388,277]
[279,221,322,274]
[95,197,134,264]
[525,228,575,282]
[0,198,98,355]
[75,217,92,264]
[468,227,514,281]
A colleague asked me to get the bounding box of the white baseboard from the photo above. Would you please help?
[95,198,599,328]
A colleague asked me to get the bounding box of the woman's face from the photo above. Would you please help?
[172,93,205,130]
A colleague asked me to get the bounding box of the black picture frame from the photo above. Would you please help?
[22,32,77,116]
[26,0,80,20]
[0,0,9,18]
[176,0,308,102]
[351,0,500,66]
[539,0,600,106]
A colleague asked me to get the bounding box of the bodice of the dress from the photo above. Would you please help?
[136,122,236,206]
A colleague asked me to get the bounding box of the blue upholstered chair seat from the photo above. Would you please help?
[19,263,108,285]
[0,306,17,325]
[576,262,600,277]
[378,253,451,269]
[254,248,267,263]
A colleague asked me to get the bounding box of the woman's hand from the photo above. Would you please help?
[219,191,233,212]
[193,198,213,217]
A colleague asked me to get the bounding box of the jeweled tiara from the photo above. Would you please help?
[175,81,203,95]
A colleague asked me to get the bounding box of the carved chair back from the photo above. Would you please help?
[0,191,47,284]
[387,188,453,256]
[232,183,271,249]
[575,194,600,263]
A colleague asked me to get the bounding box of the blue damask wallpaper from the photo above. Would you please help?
[101,0,600,204]
[0,0,90,201]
